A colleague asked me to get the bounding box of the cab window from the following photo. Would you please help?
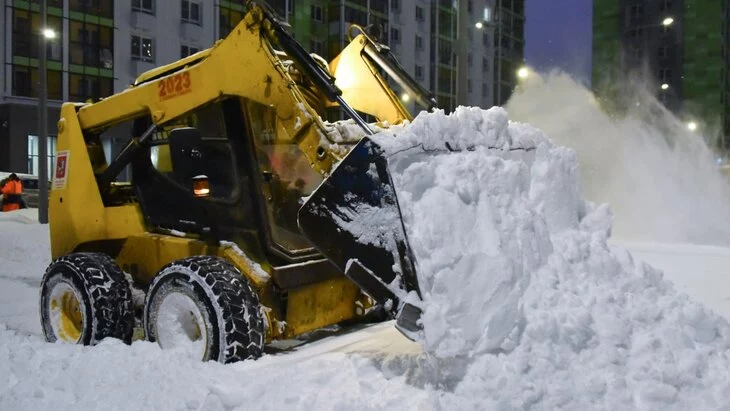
[247,101,323,252]
[149,101,239,200]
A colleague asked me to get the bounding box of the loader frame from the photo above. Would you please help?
[49,3,432,343]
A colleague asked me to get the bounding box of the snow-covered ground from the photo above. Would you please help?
[4,84,730,409]
[2,215,730,410]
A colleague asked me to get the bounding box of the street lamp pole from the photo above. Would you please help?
[38,0,49,224]
[456,0,469,106]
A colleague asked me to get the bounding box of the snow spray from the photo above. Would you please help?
[506,72,730,246]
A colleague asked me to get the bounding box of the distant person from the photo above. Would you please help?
[1,173,24,212]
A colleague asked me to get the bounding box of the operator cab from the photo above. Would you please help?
[130,96,323,265]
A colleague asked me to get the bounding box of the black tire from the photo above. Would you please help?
[40,252,134,345]
[143,256,264,363]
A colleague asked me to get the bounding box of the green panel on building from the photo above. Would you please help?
[682,0,724,125]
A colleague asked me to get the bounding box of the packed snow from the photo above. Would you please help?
[374,106,730,409]
[3,86,730,409]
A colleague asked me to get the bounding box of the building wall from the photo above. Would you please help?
[114,0,218,91]
[0,0,521,174]
[682,0,723,130]
[494,0,525,106]
[592,0,622,109]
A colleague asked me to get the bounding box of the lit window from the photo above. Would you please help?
[131,35,154,62]
[483,6,491,22]
[27,135,57,179]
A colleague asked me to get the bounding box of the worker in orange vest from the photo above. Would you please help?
[1,173,24,212]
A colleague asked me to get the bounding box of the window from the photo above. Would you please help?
[70,22,113,68]
[344,7,367,25]
[467,0,472,13]
[131,35,154,62]
[483,57,489,72]
[629,28,644,38]
[392,0,400,11]
[415,35,424,50]
[219,7,244,38]
[132,0,154,14]
[310,40,324,55]
[629,4,643,19]
[660,68,672,82]
[483,6,491,22]
[468,53,472,66]
[415,6,425,21]
[482,82,489,97]
[483,31,489,46]
[390,27,400,43]
[311,5,323,22]
[149,102,238,200]
[181,0,201,24]
[248,101,324,252]
[69,74,113,102]
[630,47,641,60]
[659,0,672,12]
[12,66,62,100]
[181,45,200,58]
[658,45,669,59]
[70,0,113,17]
[467,79,472,93]
[27,135,57,179]
[415,65,424,80]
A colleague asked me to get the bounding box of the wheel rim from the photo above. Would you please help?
[48,282,84,343]
[155,292,208,359]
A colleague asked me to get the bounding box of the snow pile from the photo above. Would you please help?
[4,106,730,409]
[374,106,730,408]
[506,71,730,246]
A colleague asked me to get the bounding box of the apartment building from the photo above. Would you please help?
[0,0,524,174]
[593,0,729,146]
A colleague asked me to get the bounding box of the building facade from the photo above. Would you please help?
[1,0,524,175]
[592,0,729,147]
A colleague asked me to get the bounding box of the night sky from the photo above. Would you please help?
[524,0,593,84]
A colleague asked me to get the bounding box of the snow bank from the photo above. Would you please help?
[374,106,730,408]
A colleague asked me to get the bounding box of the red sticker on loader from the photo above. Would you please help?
[52,150,70,190]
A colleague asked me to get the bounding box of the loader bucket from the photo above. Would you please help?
[298,137,423,338]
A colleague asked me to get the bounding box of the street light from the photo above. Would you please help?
[661,83,669,90]
[662,17,674,26]
[38,0,52,224]
[401,93,410,102]
[475,21,484,29]
[688,121,698,131]
[517,66,529,80]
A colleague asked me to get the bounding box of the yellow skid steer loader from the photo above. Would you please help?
[39,1,436,362]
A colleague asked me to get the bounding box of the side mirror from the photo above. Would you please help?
[168,127,204,185]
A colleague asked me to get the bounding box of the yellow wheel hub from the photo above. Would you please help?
[49,283,84,343]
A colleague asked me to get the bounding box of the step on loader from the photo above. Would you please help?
[39,1,438,362]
